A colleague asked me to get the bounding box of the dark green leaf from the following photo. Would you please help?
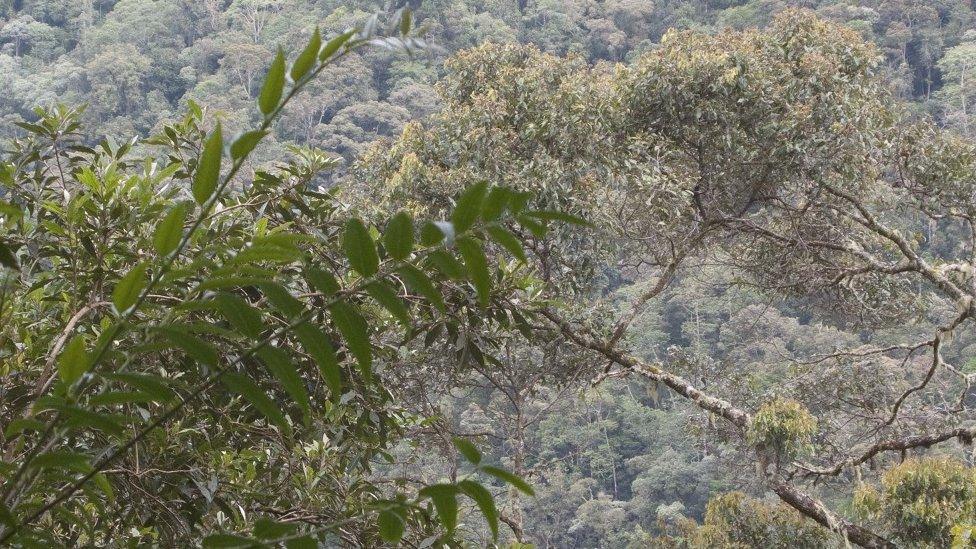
[58,335,90,386]
[306,266,340,296]
[257,346,310,422]
[58,406,125,436]
[153,202,188,256]
[4,418,44,438]
[202,534,255,548]
[230,130,267,160]
[342,218,379,277]
[426,250,466,280]
[378,509,405,543]
[259,48,286,115]
[398,265,444,312]
[480,465,535,496]
[29,451,93,473]
[459,480,499,540]
[419,484,458,532]
[213,293,263,338]
[452,437,482,465]
[486,225,527,263]
[88,391,155,407]
[295,322,341,398]
[383,211,414,261]
[192,125,223,204]
[0,240,19,269]
[291,27,322,81]
[456,237,491,307]
[481,187,511,221]
[254,517,297,540]
[399,9,412,35]
[523,210,592,227]
[451,181,489,233]
[222,372,291,437]
[103,372,176,402]
[112,262,148,313]
[156,326,219,367]
[259,282,304,318]
[366,281,410,327]
[329,301,371,379]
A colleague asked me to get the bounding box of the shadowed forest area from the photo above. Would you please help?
[2,1,976,547]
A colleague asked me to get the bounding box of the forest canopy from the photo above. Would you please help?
[2,1,976,548]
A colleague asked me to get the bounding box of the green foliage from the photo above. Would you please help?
[747,398,817,462]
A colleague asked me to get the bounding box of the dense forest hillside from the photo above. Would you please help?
[2,1,976,548]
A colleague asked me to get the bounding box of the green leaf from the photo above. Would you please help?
[378,509,405,543]
[156,326,219,367]
[480,465,535,496]
[89,391,155,407]
[398,265,445,312]
[419,484,458,532]
[329,301,371,379]
[102,372,176,402]
[285,536,316,549]
[192,124,223,205]
[291,27,322,81]
[481,187,511,222]
[153,202,188,256]
[452,437,482,465]
[451,181,489,233]
[254,517,297,539]
[112,262,148,313]
[4,418,44,438]
[399,9,412,35]
[202,534,255,548]
[342,218,379,277]
[295,322,341,398]
[29,451,93,473]
[222,372,291,437]
[516,215,547,238]
[213,293,263,338]
[259,47,286,115]
[383,211,414,261]
[306,266,340,296]
[366,281,410,327]
[456,237,491,307]
[58,335,90,386]
[58,406,125,436]
[523,210,592,227]
[0,239,19,269]
[230,130,267,160]
[257,346,310,422]
[486,225,527,263]
[420,221,451,246]
[0,502,14,528]
[259,282,304,318]
[319,29,355,61]
[426,250,466,280]
[459,480,499,540]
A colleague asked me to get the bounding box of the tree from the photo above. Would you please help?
[356,10,976,547]
[0,16,537,546]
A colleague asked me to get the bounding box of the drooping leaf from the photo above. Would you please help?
[342,218,379,277]
[397,265,445,312]
[259,47,286,115]
[0,239,20,269]
[366,281,410,327]
[259,282,304,318]
[256,346,310,422]
[213,293,263,338]
[451,181,489,234]
[329,301,371,379]
[486,225,527,263]
[192,125,223,205]
[58,335,90,386]
[459,480,499,540]
[383,211,414,261]
[230,130,268,160]
[419,484,458,532]
[153,202,188,256]
[254,517,297,540]
[306,266,340,296]
[481,187,511,222]
[102,372,176,402]
[523,209,592,226]
[155,326,219,368]
[294,322,341,398]
[426,250,466,280]
[222,372,291,437]
[452,437,482,465]
[480,465,535,496]
[378,509,405,543]
[29,451,93,473]
[291,27,322,81]
[112,262,148,314]
[456,237,491,307]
